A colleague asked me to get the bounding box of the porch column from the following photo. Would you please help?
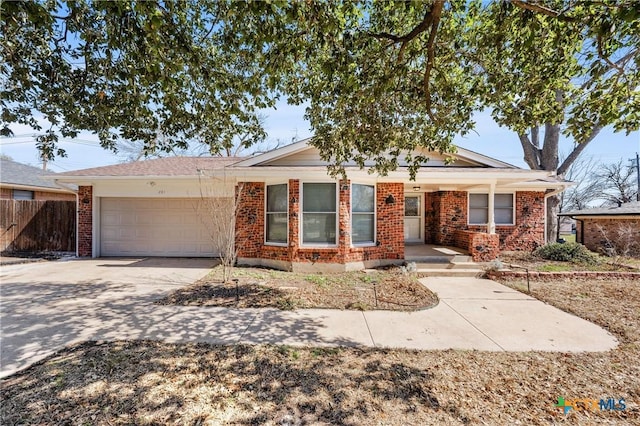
[488,183,496,234]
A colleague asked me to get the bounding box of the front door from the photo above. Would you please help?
[404,194,423,243]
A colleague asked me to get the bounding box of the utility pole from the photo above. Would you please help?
[631,153,640,202]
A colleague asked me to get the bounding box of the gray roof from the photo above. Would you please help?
[561,201,640,216]
[0,159,65,190]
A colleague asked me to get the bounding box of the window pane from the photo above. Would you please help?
[405,196,420,216]
[266,213,287,243]
[469,193,488,208]
[352,184,374,213]
[267,184,287,212]
[13,190,34,200]
[352,214,374,243]
[469,208,488,224]
[302,213,336,244]
[495,194,513,209]
[495,208,513,224]
[303,183,336,212]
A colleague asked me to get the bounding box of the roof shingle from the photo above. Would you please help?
[0,159,65,189]
[561,201,640,216]
[56,156,243,177]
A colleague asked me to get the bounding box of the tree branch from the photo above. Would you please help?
[368,0,444,121]
[596,33,625,74]
[519,133,541,170]
[558,126,602,176]
[423,0,443,122]
[511,0,577,21]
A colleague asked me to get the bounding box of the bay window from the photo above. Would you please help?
[266,183,288,244]
[302,183,337,245]
[351,184,375,244]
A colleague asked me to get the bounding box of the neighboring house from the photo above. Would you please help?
[54,139,570,270]
[0,159,76,201]
[561,202,640,257]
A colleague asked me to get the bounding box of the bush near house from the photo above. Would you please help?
[533,242,600,265]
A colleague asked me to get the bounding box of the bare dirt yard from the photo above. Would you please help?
[157,266,438,311]
[2,277,639,425]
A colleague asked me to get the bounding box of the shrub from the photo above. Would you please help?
[533,242,600,264]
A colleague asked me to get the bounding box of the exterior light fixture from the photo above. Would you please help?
[413,186,420,191]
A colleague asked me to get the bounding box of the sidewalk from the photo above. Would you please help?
[0,259,619,379]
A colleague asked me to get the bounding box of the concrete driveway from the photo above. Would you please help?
[0,259,618,379]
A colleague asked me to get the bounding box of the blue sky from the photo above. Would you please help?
[1,102,638,173]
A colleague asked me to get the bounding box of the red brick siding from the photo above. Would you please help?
[235,182,265,259]
[77,186,92,257]
[236,180,404,266]
[468,191,545,251]
[431,191,467,246]
[454,230,500,262]
[373,183,404,260]
[580,218,640,257]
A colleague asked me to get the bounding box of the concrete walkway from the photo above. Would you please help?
[0,259,618,379]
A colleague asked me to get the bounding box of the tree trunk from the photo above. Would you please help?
[546,194,560,243]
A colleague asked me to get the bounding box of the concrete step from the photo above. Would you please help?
[415,268,485,278]
[413,262,483,271]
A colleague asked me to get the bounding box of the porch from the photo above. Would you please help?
[403,244,484,277]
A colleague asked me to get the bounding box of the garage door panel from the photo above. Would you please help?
[100,198,221,257]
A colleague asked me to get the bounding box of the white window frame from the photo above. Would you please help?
[351,183,376,247]
[468,192,515,226]
[264,182,289,246]
[300,181,339,247]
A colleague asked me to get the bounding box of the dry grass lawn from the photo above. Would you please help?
[157,266,438,311]
[2,278,639,425]
[499,251,640,272]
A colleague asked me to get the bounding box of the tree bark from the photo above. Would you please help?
[546,193,560,243]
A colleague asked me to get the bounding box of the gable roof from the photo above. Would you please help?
[232,138,518,169]
[0,159,72,191]
[561,201,640,217]
[56,156,243,178]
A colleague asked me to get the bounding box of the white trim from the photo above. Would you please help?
[232,138,518,169]
[300,181,339,247]
[264,182,289,246]
[468,192,516,227]
[404,192,425,243]
[232,138,314,167]
[93,195,100,258]
[350,182,377,247]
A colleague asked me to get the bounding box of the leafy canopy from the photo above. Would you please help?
[1,1,638,176]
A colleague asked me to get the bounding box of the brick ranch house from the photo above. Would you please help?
[54,139,570,271]
[561,202,640,257]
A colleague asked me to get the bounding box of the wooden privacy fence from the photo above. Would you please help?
[0,200,76,253]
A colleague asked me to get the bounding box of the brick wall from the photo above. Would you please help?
[454,230,500,262]
[235,182,265,259]
[236,180,404,268]
[77,186,92,257]
[433,191,467,246]
[580,218,640,257]
[468,191,545,251]
[1,188,11,199]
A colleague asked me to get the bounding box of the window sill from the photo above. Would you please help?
[264,242,288,247]
[352,242,376,248]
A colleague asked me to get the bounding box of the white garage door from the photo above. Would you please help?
[100,198,221,257]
